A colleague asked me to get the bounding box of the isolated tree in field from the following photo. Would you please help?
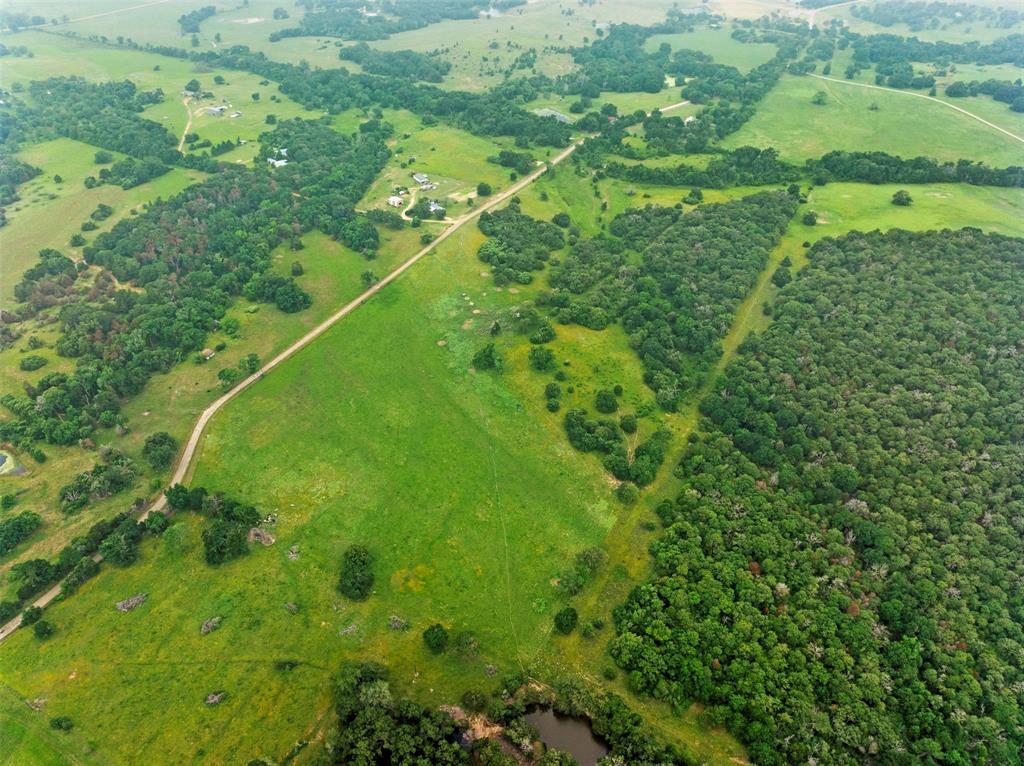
[143,432,179,470]
[554,607,578,634]
[202,519,249,564]
[361,270,378,288]
[772,266,793,288]
[472,343,502,371]
[33,620,55,639]
[339,544,375,600]
[892,189,913,206]
[595,389,618,414]
[529,346,555,372]
[802,210,818,226]
[49,716,73,732]
[185,78,200,93]
[552,212,571,228]
[811,90,828,106]
[423,623,449,653]
[94,150,113,164]
[476,181,492,196]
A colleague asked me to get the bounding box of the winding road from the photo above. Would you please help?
[0,101,691,644]
[805,0,863,29]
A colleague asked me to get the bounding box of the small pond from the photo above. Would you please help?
[525,708,609,766]
[0,450,25,476]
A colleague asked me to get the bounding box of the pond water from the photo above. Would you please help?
[525,708,609,766]
[0,450,25,476]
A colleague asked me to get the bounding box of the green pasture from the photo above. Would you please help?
[0,227,421,593]
[0,31,317,163]
[344,109,520,212]
[0,222,623,764]
[724,73,1024,166]
[367,0,698,92]
[2,138,204,300]
[644,25,777,72]
[816,2,1024,44]
[0,683,112,766]
[824,50,1024,140]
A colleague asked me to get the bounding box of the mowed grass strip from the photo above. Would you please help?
[724,73,1024,167]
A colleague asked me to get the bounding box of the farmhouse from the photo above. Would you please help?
[428,200,446,215]
[202,105,228,116]
[387,195,403,207]
[267,147,289,168]
[411,172,430,184]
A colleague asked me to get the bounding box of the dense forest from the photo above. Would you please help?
[339,42,452,82]
[477,201,565,286]
[546,192,796,409]
[611,228,1024,763]
[1,119,387,451]
[0,152,40,226]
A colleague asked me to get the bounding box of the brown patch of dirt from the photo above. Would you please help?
[461,319,473,330]
[248,527,275,546]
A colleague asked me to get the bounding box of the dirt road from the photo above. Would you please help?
[177,98,193,152]
[0,102,691,644]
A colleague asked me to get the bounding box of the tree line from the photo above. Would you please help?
[611,227,1024,764]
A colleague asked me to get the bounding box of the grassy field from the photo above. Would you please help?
[2,138,205,300]
[366,0,699,92]
[0,683,112,766]
[0,222,624,764]
[344,108,520,214]
[644,25,777,72]
[0,30,318,163]
[816,2,1024,44]
[0,227,421,596]
[724,73,1024,166]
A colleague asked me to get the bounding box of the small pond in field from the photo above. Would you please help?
[525,708,609,766]
[0,450,25,476]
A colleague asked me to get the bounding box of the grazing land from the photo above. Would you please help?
[2,138,204,297]
[724,73,1024,166]
[644,26,777,72]
[1,1,1023,764]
